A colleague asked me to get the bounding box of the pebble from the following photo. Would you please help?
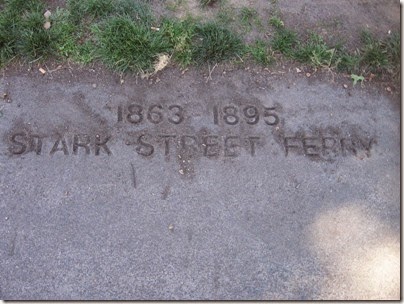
[43,21,51,30]
[44,10,52,18]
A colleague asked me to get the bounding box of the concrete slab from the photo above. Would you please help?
[0,69,400,300]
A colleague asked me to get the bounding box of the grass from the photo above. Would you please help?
[268,15,284,29]
[49,9,81,59]
[67,0,153,25]
[271,28,297,56]
[18,9,54,59]
[192,22,244,64]
[239,7,261,30]
[216,4,236,25]
[93,15,170,72]
[166,0,184,12]
[67,0,115,22]
[385,33,400,66]
[248,40,273,65]
[0,9,18,64]
[0,0,400,81]
[161,18,195,67]
[0,0,58,63]
[337,52,361,73]
[268,20,400,77]
[359,30,389,72]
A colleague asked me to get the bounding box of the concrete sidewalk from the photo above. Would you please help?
[0,68,400,300]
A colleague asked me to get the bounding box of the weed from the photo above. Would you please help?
[192,23,243,64]
[268,16,283,29]
[271,28,297,56]
[293,33,336,68]
[351,74,364,86]
[94,15,170,72]
[248,40,273,65]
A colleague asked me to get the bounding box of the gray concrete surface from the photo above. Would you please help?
[0,69,400,300]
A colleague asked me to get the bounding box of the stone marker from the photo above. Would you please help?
[0,70,400,300]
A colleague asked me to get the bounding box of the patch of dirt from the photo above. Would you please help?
[43,0,67,10]
[153,0,216,20]
[277,0,400,49]
[152,0,399,48]
[1,57,399,109]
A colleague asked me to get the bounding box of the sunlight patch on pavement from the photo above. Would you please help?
[307,203,399,300]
